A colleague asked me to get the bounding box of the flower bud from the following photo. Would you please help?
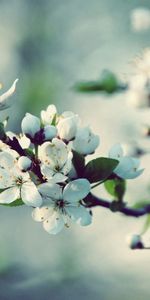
[57,115,78,141]
[18,156,32,171]
[126,234,144,249]
[21,113,41,138]
[41,105,57,125]
[72,126,100,155]
[43,125,57,141]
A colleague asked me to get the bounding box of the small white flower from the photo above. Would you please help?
[131,7,150,32]
[57,111,79,141]
[39,138,72,183]
[43,125,57,141]
[109,144,144,179]
[18,156,32,171]
[0,79,18,110]
[0,152,42,206]
[41,104,57,125]
[32,179,91,234]
[72,126,100,155]
[21,113,41,138]
[126,234,143,249]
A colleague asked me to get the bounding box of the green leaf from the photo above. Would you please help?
[83,157,119,183]
[25,148,35,159]
[74,70,127,94]
[100,70,119,93]
[104,178,126,201]
[0,199,24,207]
[72,150,85,176]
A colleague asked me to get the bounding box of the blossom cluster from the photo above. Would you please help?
[0,81,144,235]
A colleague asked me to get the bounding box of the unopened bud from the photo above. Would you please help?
[126,234,144,249]
[18,156,32,171]
[21,113,41,139]
[43,125,57,141]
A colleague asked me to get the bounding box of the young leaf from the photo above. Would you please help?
[72,150,85,176]
[83,157,119,183]
[0,199,24,207]
[104,178,126,201]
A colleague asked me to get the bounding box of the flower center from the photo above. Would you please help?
[56,199,65,208]
[15,176,23,186]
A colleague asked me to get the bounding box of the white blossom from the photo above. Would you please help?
[39,138,73,183]
[32,179,91,234]
[41,105,57,125]
[21,113,41,138]
[0,152,42,206]
[109,144,144,179]
[57,111,79,141]
[72,126,100,155]
[0,79,18,110]
[131,7,150,32]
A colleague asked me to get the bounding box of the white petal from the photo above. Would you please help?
[43,212,64,234]
[0,79,18,110]
[38,182,62,200]
[41,105,57,125]
[109,144,124,159]
[0,186,20,204]
[63,179,91,203]
[39,139,69,169]
[121,168,144,179]
[0,152,16,170]
[57,116,78,141]
[32,206,54,222]
[18,135,30,149]
[41,164,54,179]
[0,168,13,188]
[52,173,68,183]
[61,152,73,175]
[21,181,43,207]
[114,157,144,179]
[66,205,92,226]
[73,127,100,155]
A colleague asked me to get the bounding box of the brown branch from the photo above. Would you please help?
[85,193,150,217]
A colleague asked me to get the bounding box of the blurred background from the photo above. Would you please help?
[0,0,150,299]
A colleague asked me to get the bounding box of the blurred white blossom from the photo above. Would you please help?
[131,7,150,32]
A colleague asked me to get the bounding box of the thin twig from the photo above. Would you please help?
[86,193,150,217]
